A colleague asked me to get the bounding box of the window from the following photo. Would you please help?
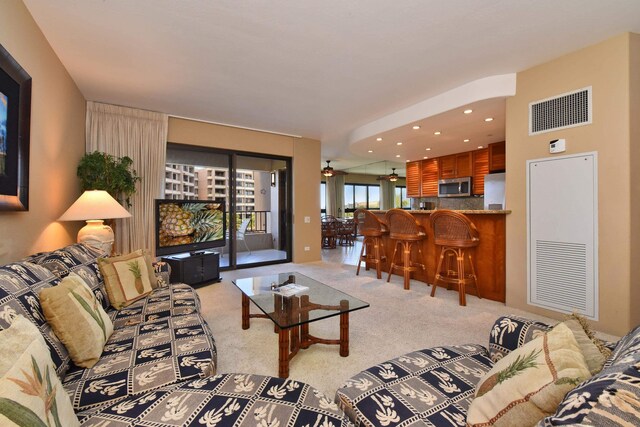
[394,186,410,209]
[344,183,381,214]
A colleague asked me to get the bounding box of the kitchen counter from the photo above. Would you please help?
[372,210,507,302]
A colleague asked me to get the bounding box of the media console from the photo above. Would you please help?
[161,250,221,286]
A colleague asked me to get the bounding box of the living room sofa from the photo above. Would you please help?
[335,314,640,426]
[0,243,352,426]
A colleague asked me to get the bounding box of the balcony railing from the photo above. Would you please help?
[228,210,270,233]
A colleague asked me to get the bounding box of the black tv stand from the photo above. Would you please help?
[162,250,221,286]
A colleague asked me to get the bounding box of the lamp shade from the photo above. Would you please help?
[59,190,131,221]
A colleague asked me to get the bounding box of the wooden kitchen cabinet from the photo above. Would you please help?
[405,160,422,197]
[472,148,489,195]
[421,158,439,196]
[438,152,471,179]
[489,141,506,172]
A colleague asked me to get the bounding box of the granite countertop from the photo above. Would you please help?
[374,210,511,214]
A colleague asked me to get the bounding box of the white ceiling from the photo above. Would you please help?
[22,0,640,175]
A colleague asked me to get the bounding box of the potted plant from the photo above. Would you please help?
[77,151,141,207]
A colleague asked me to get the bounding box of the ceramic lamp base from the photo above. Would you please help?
[77,220,114,254]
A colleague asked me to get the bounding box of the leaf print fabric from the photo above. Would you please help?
[0,315,79,427]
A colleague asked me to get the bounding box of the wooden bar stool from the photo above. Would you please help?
[321,215,338,249]
[354,209,387,279]
[430,210,480,306]
[384,209,427,290]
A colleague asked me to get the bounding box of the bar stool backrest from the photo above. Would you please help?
[354,209,386,236]
[430,210,479,248]
[384,209,425,240]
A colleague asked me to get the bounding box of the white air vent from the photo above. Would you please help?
[527,152,598,319]
[529,87,592,135]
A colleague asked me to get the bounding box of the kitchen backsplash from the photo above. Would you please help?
[411,196,484,210]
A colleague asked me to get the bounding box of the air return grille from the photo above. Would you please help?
[534,240,587,311]
[529,87,592,135]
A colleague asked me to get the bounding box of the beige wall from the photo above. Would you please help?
[505,33,637,335]
[0,0,86,264]
[629,33,640,329]
[168,117,322,263]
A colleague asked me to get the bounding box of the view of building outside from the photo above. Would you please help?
[164,163,256,211]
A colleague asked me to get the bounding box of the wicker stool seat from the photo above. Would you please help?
[430,209,480,306]
[354,209,388,279]
[384,209,427,290]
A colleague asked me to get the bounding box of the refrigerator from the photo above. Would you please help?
[483,172,506,210]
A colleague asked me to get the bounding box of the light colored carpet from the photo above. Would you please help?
[196,261,562,398]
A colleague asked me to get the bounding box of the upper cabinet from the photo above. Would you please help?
[421,158,439,197]
[405,143,506,197]
[406,160,422,198]
[489,141,506,172]
[472,148,489,195]
[438,152,472,179]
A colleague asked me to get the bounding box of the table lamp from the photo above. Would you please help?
[59,190,132,253]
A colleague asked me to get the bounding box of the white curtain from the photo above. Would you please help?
[325,175,345,217]
[86,101,168,254]
[380,180,396,210]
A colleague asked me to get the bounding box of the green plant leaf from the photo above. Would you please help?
[77,151,140,207]
[70,290,106,341]
[0,397,48,427]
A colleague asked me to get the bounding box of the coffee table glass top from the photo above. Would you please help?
[232,272,369,329]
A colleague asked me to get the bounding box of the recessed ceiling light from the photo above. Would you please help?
[434,131,441,135]
[376,137,383,141]
[423,156,428,159]
[425,148,431,151]
[396,142,403,146]
[395,154,401,158]
[478,145,484,149]
[368,150,373,153]
[463,139,470,142]
[464,109,473,114]
[406,160,410,162]
[485,117,494,122]
[412,125,420,130]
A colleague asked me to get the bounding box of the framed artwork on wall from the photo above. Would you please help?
[0,43,31,211]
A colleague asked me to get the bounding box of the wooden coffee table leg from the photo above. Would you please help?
[278,327,290,378]
[340,299,349,357]
[241,293,250,330]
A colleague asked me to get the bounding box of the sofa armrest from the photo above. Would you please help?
[152,260,171,287]
[488,315,552,363]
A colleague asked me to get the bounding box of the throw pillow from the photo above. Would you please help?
[562,318,607,375]
[40,272,114,368]
[98,250,157,309]
[467,322,591,427]
[0,315,79,427]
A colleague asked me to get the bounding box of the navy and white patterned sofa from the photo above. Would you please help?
[335,315,640,426]
[0,243,353,426]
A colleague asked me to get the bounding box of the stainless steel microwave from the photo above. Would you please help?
[438,177,472,197]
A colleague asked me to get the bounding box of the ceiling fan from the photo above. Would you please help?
[321,160,347,177]
[377,168,400,182]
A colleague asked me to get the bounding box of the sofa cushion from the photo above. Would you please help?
[98,250,157,309]
[0,262,71,377]
[468,322,591,426]
[63,312,217,412]
[77,373,352,426]
[34,244,110,311]
[40,272,114,368]
[109,283,200,329]
[538,324,640,426]
[489,315,551,362]
[335,344,493,427]
[0,315,79,427]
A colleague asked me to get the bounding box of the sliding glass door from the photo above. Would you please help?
[165,143,291,270]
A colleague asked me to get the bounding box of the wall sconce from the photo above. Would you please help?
[270,171,276,187]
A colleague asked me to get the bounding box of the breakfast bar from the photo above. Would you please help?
[373,210,509,302]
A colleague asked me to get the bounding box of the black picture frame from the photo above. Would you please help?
[0,43,31,211]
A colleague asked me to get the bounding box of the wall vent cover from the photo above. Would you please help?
[529,87,592,135]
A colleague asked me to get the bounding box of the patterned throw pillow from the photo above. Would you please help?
[561,319,607,375]
[467,323,591,427]
[0,315,79,427]
[98,250,157,309]
[40,273,114,368]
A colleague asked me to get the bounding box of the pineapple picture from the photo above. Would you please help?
[127,260,144,294]
[158,203,224,247]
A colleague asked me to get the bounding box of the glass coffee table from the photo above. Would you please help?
[232,272,369,378]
